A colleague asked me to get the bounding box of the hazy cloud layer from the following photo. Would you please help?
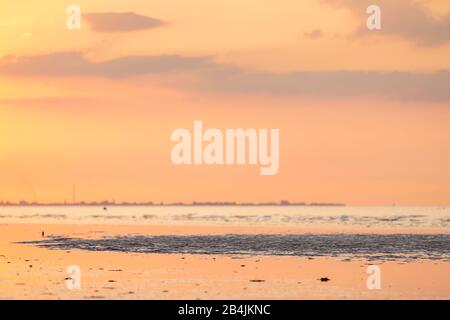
[84,12,165,33]
[0,97,94,107]
[0,52,210,77]
[322,0,450,46]
[1,52,449,102]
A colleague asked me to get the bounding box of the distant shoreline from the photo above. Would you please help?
[0,201,346,207]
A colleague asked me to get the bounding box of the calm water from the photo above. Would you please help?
[9,206,450,260]
[1,205,449,229]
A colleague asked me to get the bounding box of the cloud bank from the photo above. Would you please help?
[1,52,449,102]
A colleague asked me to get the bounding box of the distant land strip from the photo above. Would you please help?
[0,200,345,207]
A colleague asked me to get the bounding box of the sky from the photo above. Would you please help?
[0,0,450,205]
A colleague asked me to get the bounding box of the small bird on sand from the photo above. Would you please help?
[41,231,45,237]
[319,277,331,282]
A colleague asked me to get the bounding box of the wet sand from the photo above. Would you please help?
[0,224,449,299]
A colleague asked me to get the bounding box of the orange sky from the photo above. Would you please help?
[1,0,450,205]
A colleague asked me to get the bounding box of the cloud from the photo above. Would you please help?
[322,0,450,46]
[84,12,165,33]
[303,29,323,39]
[1,52,449,102]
